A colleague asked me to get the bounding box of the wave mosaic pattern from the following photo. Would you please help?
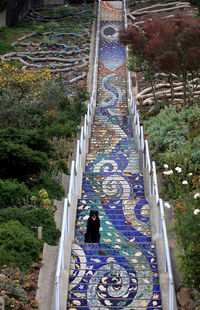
[67,1,162,309]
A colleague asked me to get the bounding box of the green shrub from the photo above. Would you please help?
[0,179,32,209]
[0,140,49,180]
[0,127,54,155]
[0,27,14,54]
[143,105,189,153]
[0,127,54,180]
[46,122,75,138]
[38,77,64,110]
[174,197,200,250]
[179,242,200,288]
[0,207,60,245]
[30,177,65,200]
[0,220,41,272]
[144,105,200,154]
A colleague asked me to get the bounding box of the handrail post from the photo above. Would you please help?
[74,165,78,194]
[64,198,69,237]
[152,161,159,204]
[76,140,80,171]
[140,125,144,151]
[68,161,75,205]
[55,276,60,310]
[145,140,151,195]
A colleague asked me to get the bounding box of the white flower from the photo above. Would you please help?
[194,193,200,199]
[188,173,193,176]
[182,180,188,184]
[164,164,169,169]
[164,202,171,209]
[194,209,200,215]
[163,170,173,175]
[175,167,182,173]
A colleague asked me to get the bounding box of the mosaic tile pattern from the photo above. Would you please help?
[67,1,162,309]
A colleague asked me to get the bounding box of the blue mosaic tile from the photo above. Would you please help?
[66,1,162,309]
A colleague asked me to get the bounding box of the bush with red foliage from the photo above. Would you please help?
[119,14,200,104]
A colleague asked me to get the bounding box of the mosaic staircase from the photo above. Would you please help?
[67,1,162,309]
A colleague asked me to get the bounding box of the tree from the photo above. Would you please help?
[1,0,32,26]
[119,14,200,105]
[0,62,51,101]
[0,127,54,180]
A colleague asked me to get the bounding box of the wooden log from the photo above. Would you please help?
[132,2,190,13]
[68,72,87,84]
[132,5,190,16]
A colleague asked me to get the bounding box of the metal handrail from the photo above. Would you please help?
[159,198,174,309]
[54,1,101,309]
[122,0,174,309]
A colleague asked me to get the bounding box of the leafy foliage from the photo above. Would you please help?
[119,14,200,104]
[0,62,51,99]
[143,105,200,153]
[0,207,60,245]
[0,220,41,272]
[0,179,32,209]
[0,127,53,180]
[174,198,200,288]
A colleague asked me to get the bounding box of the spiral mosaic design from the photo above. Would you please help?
[67,1,162,309]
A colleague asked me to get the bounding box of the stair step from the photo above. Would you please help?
[76,216,150,223]
[78,198,147,205]
[81,172,145,199]
[75,235,152,243]
[67,304,162,309]
[86,153,138,159]
[94,115,132,121]
[68,284,161,292]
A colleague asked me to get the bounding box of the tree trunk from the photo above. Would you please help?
[182,71,187,106]
[169,74,174,104]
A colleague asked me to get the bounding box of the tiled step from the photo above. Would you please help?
[81,172,145,200]
[67,303,162,309]
[88,138,138,154]
[75,232,151,243]
[94,115,132,123]
[85,156,139,173]
[77,198,147,206]
[67,304,162,309]
[67,242,161,309]
[76,215,150,224]
[95,107,129,115]
[71,243,158,262]
[89,137,136,145]
[91,123,133,131]
[71,244,157,261]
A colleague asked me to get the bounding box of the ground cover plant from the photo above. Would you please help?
[120,0,200,305]
[0,2,93,309]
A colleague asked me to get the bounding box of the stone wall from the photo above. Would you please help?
[0,9,6,26]
[42,0,64,5]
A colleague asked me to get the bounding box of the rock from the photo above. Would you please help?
[147,105,156,115]
[177,288,191,307]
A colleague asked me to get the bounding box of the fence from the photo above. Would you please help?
[54,1,101,309]
[122,0,175,309]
